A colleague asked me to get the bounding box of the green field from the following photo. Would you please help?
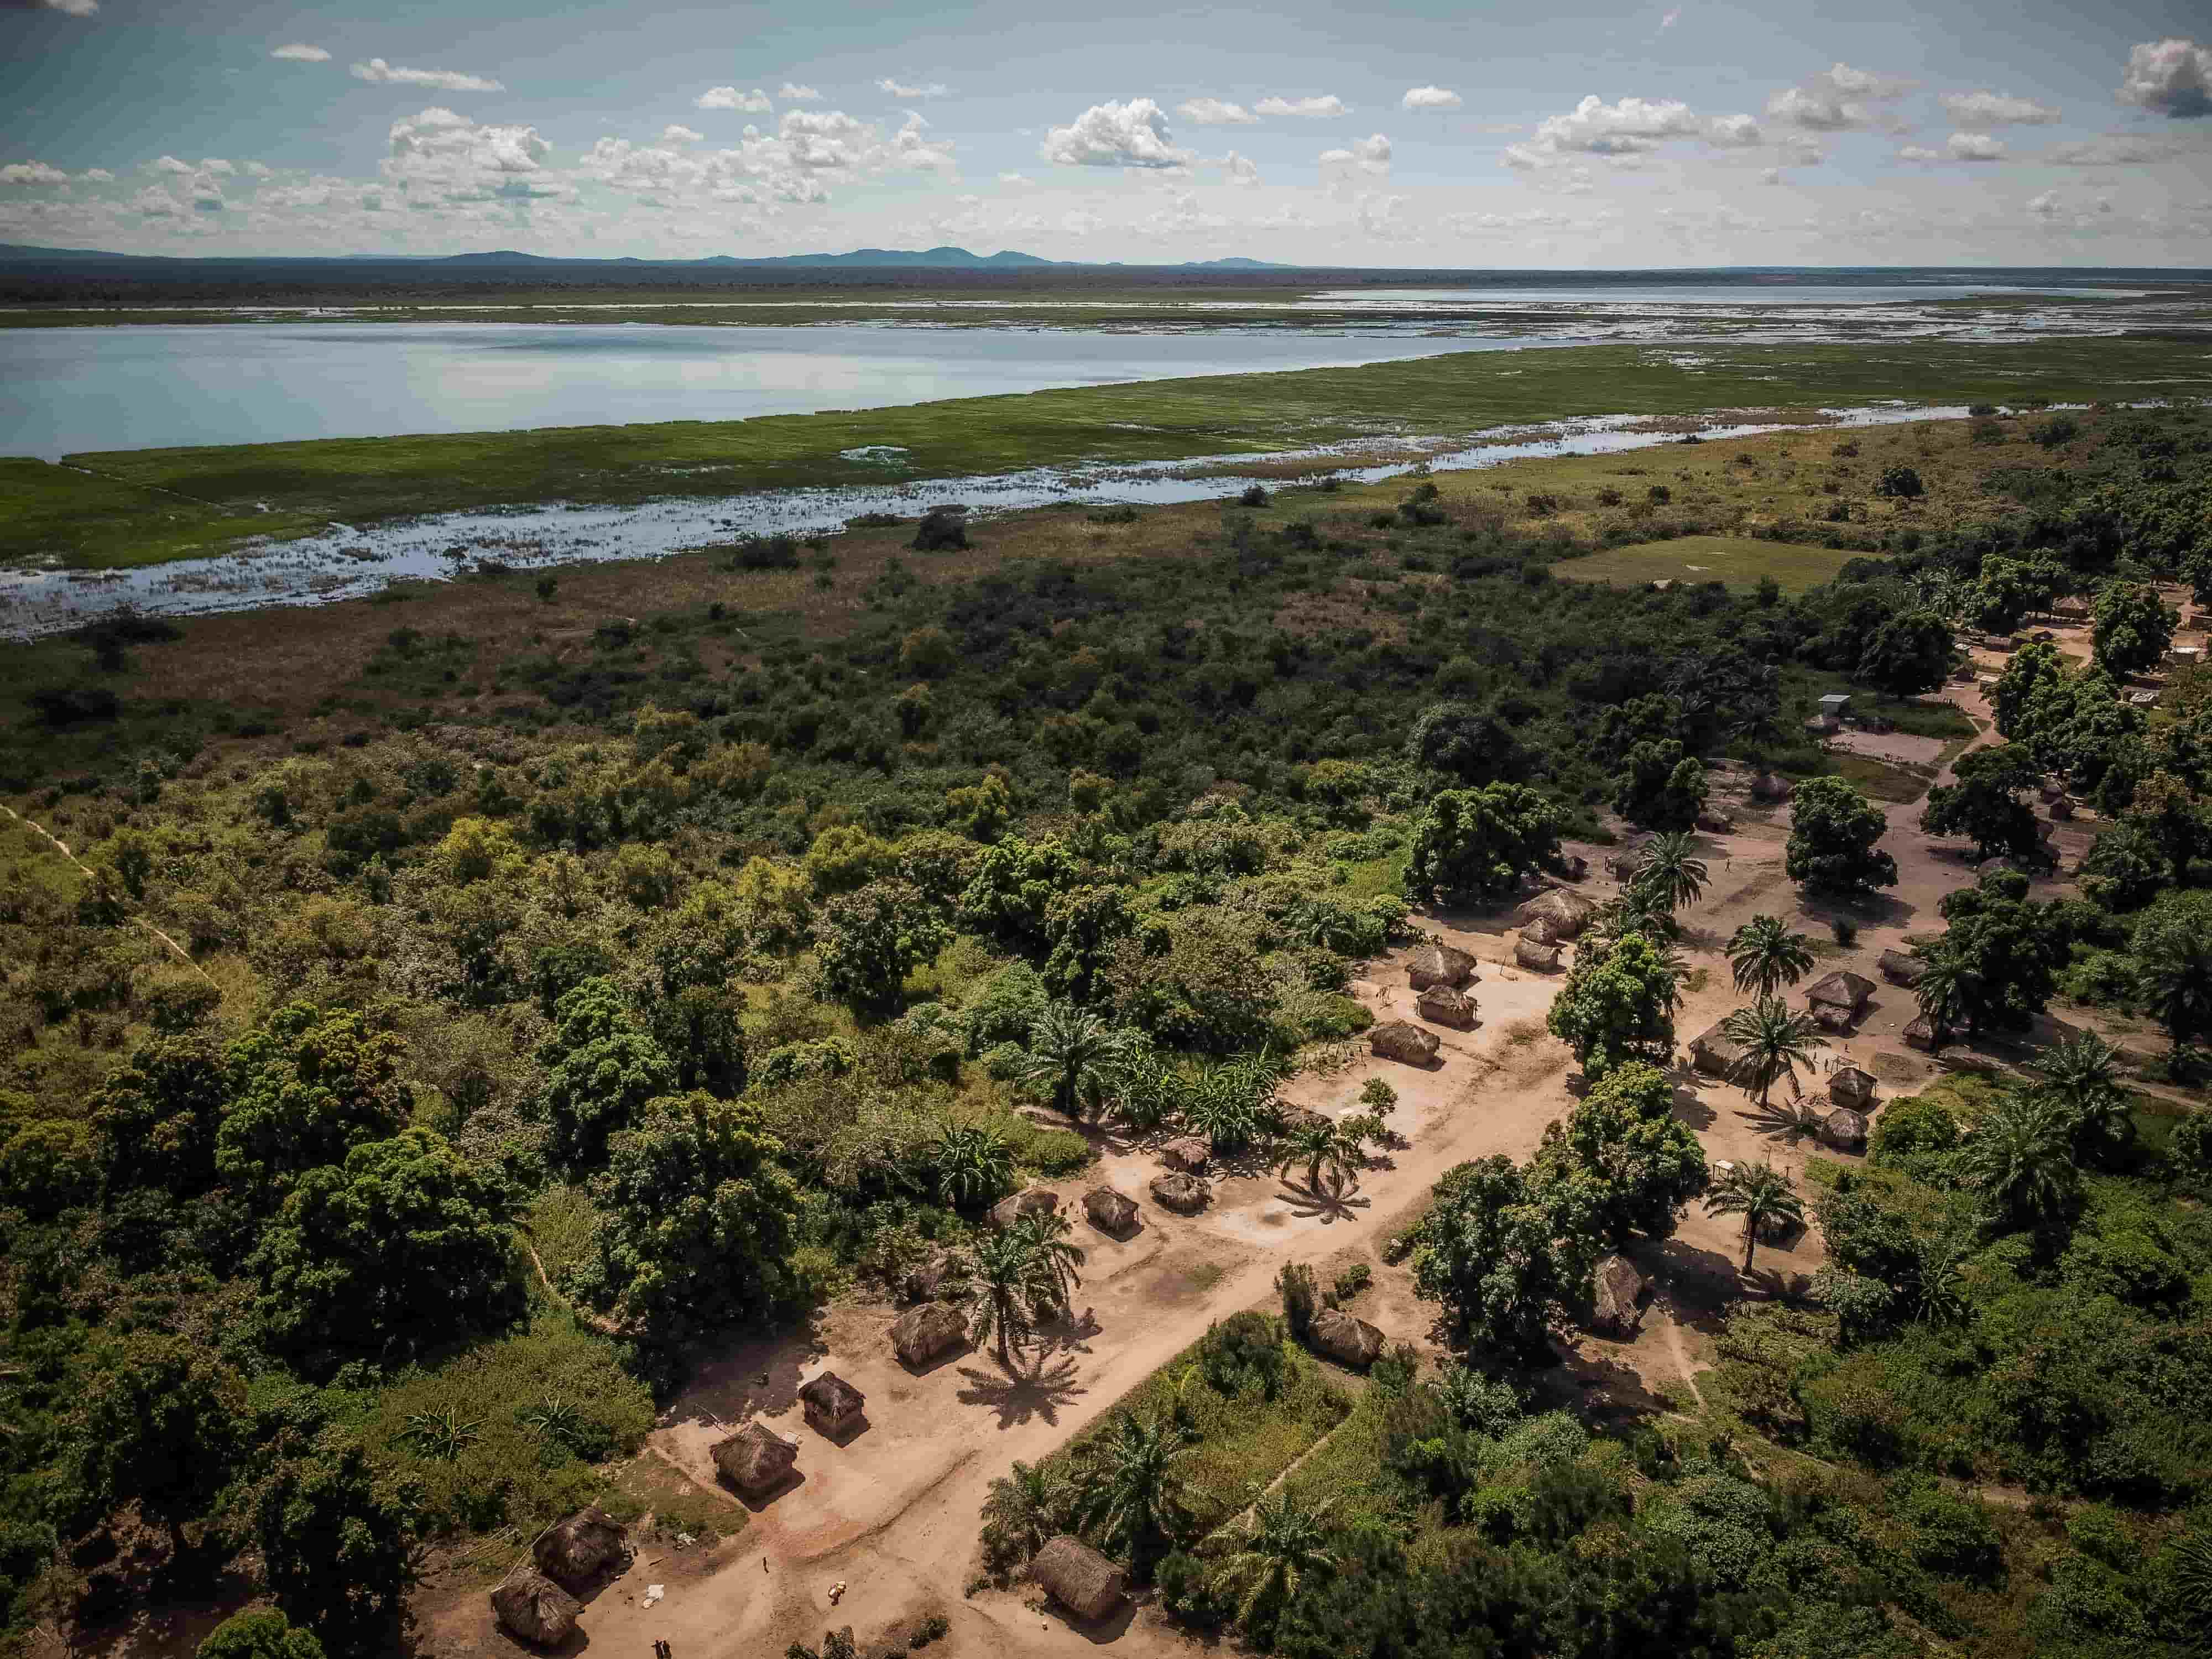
[0,456,327,571]
[9,333,2211,570]
[1551,533,1869,595]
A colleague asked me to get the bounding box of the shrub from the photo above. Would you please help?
[1237,484,1271,508]
[2033,414,2081,448]
[1899,1481,2004,1585]
[1276,1262,1319,1338]
[1199,1311,1287,1399]
[911,507,970,551]
[1873,466,1924,499]
[729,536,801,570]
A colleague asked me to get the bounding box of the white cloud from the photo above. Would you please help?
[270,44,331,63]
[1320,133,1391,180]
[2047,133,2186,165]
[243,161,273,178]
[1222,150,1261,186]
[1520,95,1704,158]
[83,168,113,182]
[352,59,506,93]
[1661,7,1680,26]
[1255,94,1348,119]
[200,158,234,175]
[2027,190,2062,218]
[661,124,703,143]
[40,0,99,15]
[150,155,194,175]
[385,107,551,194]
[778,83,821,101]
[1948,131,2006,161]
[997,170,1032,184]
[1705,113,1761,147]
[1040,98,1194,169]
[1757,167,1785,185]
[1178,97,1256,126]
[1401,86,1462,111]
[1940,90,2059,126]
[0,161,71,186]
[1897,145,1942,163]
[695,86,772,113]
[877,77,950,99]
[2119,38,2212,118]
[1765,62,1912,131]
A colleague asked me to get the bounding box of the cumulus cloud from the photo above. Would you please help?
[696,86,772,113]
[1705,113,1761,147]
[1255,94,1348,118]
[352,59,506,93]
[2027,190,2061,218]
[1,161,71,186]
[1505,93,1753,168]
[1178,97,1255,126]
[83,167,113,182]
[1757,166,1785,185]
[200,158,234,175]
[1040,98,1194,169]
[41,0,100,15]
[1401,86,1462,111]
[1940,90,2059,126]
[661,124,703,143]
[2047,133,2185,165]
[243,161,273,178]
[270,43,331,62]
[1222,150,1261,186]
[878,77,950,98]
[1948,131,2006,161]
[1897,145,1942,163]
[778,83,821,101]
[1319,133,1391,180]
[385,107,551,194]
[1765,62,1912,131]
[997,170,1032,184]
[149,155,194,175]
[2119,38,2212,118]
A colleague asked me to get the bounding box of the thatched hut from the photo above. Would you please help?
[1829,1064,1877,1109]
[1590,1254,1646,1338]
[1031,1535,1128,1621]
[989,1187,1060,1231]
[1159,1136,1211,1173]
[1557,853,1590,880]
[1309,1307,1385,1368]
[712,1421,798,1495]
[891,1301,967,1367]
[1696,809,1736,834]
[902,1249,958,1303]
[1407,941,1477,990]
[799,1372,867,1438]
[1812,1004,1857,1035]
[1518,888,1598,940]
[1515,936,1563,972]
[1370,1019,1442,1066]
[1804,970,1875,1018]
[1749,771,1790,803]
[533,1505,628,1590]
[1877,949,1928,988]
[1820,1107,1870,1150]
[1415,983,1477,1029]
[1281,1106,1332,1136]
[1690,1021,1751,1082]
[491,1568,583,1646]
[1150,1171,1209,1213]
[1084,1186,1139,1235]
[1902,1015,1942,1052]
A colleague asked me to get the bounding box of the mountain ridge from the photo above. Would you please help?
[0,241,1293,271]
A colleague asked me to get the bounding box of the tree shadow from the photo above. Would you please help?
[1275,1179,1372,1224]
[1037,1596,1139,1645]
[1668,1081,1717,1131]
[1651,1238,1757,1334]
[955,1350,1086,1430]
[1736,1097,1825,1147]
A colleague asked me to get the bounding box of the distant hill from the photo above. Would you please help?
[0,242,1290,272]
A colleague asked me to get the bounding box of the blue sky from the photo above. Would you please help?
[2,1,2208,264]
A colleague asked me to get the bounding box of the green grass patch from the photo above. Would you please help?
[0,456,324,571]
[525,1184,607,1286]
[1551,533,1867,596]
[1835,752,1938,804]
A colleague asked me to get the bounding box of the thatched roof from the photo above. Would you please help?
[1903,1015,1941,1050]
[902,1249,958,1303]
[1407,941,1477,990]
[712,1421,798,1493]
[1515,936,1564,972]
[1804,969,1875,1012]
[1877,949,1929,987]
[799,1371,866,1425]
[1159,1136,1211,1173]
[1695,809,1736,834]
[1150,1171,1209,1213]
[1557,852,1590,880]
[1749,771,1790,802]
[1829,1065,1877,1109]
[1590,1254,1645,1338]
[533,1505,628,1590]
[1690,1021,1751,1079]
[891,1301,967,1367]
[1821,1107,1870,1151]
[1032,1535,1128,1621]
[1415,983,1477,1029]
[989,1187,1060,1231]
[1084,1186,1139,1235]
[1370,1020,1442,1066]
[1517,888,1598,939]
[491,1568,582,1646]
[1813,1003,1857,1034]
[1281,1106,1332,1136]
[1309,1307,1385,1367]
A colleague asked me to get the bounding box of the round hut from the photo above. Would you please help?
[1820,1107,1871,1151]
[891,1301,968,1368]
[1590,1254,1646,1338]
[491,1568,583,1647]
[1515,936,1564,972]
[799,1372,867,1439]
[1877,949,1928,988]
[712,1421,799,1495]
[1415,983,1477,1029]
[1159,1136,1211,1173]
[1308,1307,1385,1368]
[1517,888,1598,941]
[1829,1064,1877,1110]
[989,1187,1060,1231]
[1031,1535,1129,1622]
[532,1506,628,1590]
[1407,941,1477,990]
[1083,1186,1140,1236]
[1150,1170,1209,1213]
[1369,1020,1442,1066]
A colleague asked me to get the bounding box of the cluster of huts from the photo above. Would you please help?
[1688,967,1888,1151]
[490,1506,633,1646]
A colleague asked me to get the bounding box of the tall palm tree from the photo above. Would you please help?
[1914,953,1981,1044]
[1703,1161,1805,1272]
[1592,888,1678,947]
[1720,997,1829,1107]
[1726,915,1817,998]
[1020,1002,1136,1120]
[932,1121,1013,1208]
[1961,1093,2080,1230]
[980,1460,1069,1563]
[1276,1123,1359,1194]
[2031,1031,2132,1162]
[1074,1410,1193,1559]
[968,1230,1042,1368]
[1209,1493,1339,1628]
[1011,1207,1087,1310]
[1634,831,1709,916]
[2137,921,2212,1051]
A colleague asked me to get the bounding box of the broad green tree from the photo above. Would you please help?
[1990,639,2068,739]
[217,1005,412,1198]
[2092,582,2178,676]
[1787,777,1898,895]
[195,1611,327,1659]
[1531,1062,1708,1250]
[1545,932,1679,1078]
[93,1032,228,1195]
[1921,744,2046,862]
[1404,783,1562,906]
[1411,1155,1593,1361]
[238,1427,415,1655]
[66,1333,249,1551]
[1858,608,1954,696]
[816,880,950,1015]
[1927,870,2067,1034]
[538,978,676,1169]
[1612,740,1707,833]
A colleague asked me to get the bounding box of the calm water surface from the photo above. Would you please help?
[0,322,1495,458]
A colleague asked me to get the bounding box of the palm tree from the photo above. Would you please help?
[1703,1161,1805,1272]
[1911,1224,1974,1326]
[1011,1207,1087,1310]
[933,1121,1013,1208]
[2031,1031,2132,1162]
[980,1460,1069,1563]
[1720,997,1829,1107]
[1276,1123,1359,1194]
[1914,953,1981,1044]
[1726,915,1817,998]
[968,1230,1042,1368]
[1184,1059,1266,1155]
[1074,1410,1193,1559]
[1961,1092,2079,1230]
[1020,1002,1136,1120]
[1634,831,1709,915]
[2138,920,2212,1051]
[1595,887,1677,945]
[1209,1493,1339,1628]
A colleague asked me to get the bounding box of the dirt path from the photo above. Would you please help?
[0,802,215,987]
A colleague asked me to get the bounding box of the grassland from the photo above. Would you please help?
[1550,533,1859,595]
[8,333,2210,571]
